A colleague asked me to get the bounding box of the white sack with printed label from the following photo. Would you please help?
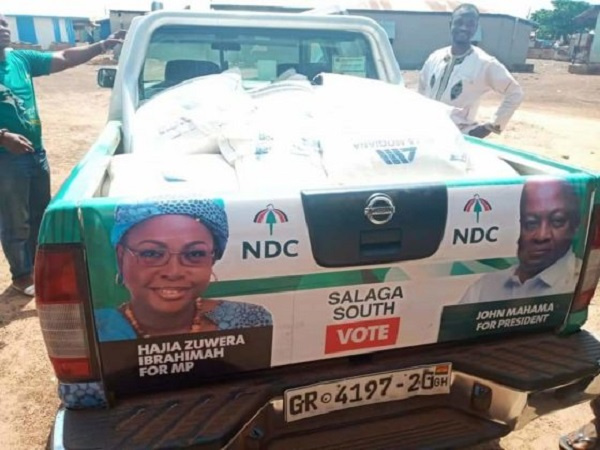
[131,70,254,155]
[127,71,517,193]
[218,81,330,192]
[215,73,517,191]
[315,74,473,186]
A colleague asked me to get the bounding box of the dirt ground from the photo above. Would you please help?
[0,59,599,449]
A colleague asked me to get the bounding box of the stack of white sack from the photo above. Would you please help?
[131,70,254,155]
[218,73,517,191]
[314,73,515,185]
[218,80,331,192]
[129,70,517,193]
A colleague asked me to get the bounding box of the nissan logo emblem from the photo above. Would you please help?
[364,193,396,225]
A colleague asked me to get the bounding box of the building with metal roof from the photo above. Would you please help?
[575,4,600,64]
[2,1,108,49]
[107,0,536,70]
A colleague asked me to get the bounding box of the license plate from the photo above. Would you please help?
[284,363,452,422]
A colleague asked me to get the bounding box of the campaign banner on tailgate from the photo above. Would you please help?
[438,295,572,341]
[435,176,591,343]
[100,329,271,395]
[81,196,277,393]
[81,175,593,392]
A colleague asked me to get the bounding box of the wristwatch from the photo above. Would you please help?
[0,128,8,144]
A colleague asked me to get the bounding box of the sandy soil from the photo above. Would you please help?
[0,59,599,449]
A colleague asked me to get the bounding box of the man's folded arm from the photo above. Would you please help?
[486,60,524,132]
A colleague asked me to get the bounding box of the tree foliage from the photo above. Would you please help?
[531,0,595,41]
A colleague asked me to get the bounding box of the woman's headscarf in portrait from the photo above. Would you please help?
[111,197,229,259]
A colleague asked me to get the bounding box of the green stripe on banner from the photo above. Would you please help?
[438,294,572,341]
[450,257,517,276]
[462,260,501,274]
[384,267,411,282]
[204,266,407,298]
[476,257,518,270]
[450,262,474,276]
[204,256,522,298]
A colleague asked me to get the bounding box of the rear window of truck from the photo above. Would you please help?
[140,25,378,100]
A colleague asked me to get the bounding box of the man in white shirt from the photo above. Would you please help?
[419,4,524,138]
[460,179,582,304]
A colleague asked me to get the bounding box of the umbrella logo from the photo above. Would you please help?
[463,194,492,223]
[254,204,289,236]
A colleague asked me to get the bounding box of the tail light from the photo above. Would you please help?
[572,207,600,312]
[34,244,94,381]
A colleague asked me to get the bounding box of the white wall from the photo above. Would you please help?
[590,15,600,64]
[60,18,68,43]
[34,17,55,49]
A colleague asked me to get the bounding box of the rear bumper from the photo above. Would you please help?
[49,330,600,450]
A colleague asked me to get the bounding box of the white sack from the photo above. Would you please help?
[108,154,238,197]
[132,70,254,155]
[218,81,330,192]
[314,74,472,186]
[128,71,517,194]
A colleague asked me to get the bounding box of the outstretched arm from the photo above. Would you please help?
[50,31,126,73]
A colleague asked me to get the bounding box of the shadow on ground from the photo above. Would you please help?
[0,286,37,332]
[467,438,504,449]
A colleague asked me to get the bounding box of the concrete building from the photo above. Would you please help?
[109,10,144,33]
[3,1,107,50]
[2,14,78,49]
[106,0,535,70]
[575,5,600,64]
[350,9,533,70]
[106,0,209,31]
[215,0,536,70]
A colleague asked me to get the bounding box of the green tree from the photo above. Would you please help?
[531,0,594,41]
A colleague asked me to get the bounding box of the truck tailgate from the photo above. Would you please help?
[78,175,596,397]
[54,330,600,450]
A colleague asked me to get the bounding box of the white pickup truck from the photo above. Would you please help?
[36,9,600,450]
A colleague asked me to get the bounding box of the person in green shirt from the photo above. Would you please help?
[0,14,124,296]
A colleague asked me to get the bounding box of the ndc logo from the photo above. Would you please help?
[453,194,499,245]
[243,204,299,259]
[463,194,492,223]
[376,147,416,165]
[253,204,288,236]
